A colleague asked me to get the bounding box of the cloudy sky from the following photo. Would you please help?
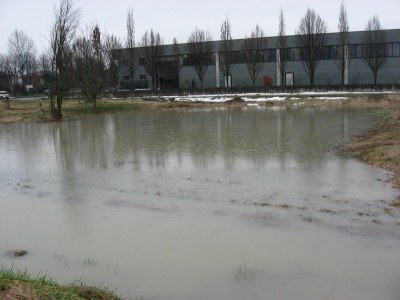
[0,0,399,53]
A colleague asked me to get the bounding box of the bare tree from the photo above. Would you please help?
[103,34,122,91]
[87,24,104,107]
[0,54,13,108]
[362,15,387,85]
[39,51,52,89]
[140,30,164,89]
[242,24,265,87]
[7,29,37,89]
[220,17,233,87]
[72,24,105,108]
[186,28,213,88]
[295,8,327,86]
[171,37,182,88]
[49,0,79,119]
[337,2,350,85]
[0,54,12,91]
[72,36,89,98]
[277,9,288,86]
[126,9,137,91]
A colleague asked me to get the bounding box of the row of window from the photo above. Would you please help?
[121,42,400,67]
[185,42,400,65]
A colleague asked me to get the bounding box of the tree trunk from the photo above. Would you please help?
[310,72,315,86]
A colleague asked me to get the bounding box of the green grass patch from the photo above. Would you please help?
[0,267,121,300]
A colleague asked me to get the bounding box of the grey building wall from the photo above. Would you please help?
[114,29,400,89]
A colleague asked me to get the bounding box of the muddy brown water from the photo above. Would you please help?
[1,106,399,300]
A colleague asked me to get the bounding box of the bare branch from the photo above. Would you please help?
[140,30,164,90]
[7,29,37,88]
[362,15,387,85]
[220,17,233,86]
[337,2,350,85]
[295,8,327,86]
[186,28,213,88]
[126,8,136,90]
[277,9,288,86]
[242,24,265,87]
[49,0,80,119]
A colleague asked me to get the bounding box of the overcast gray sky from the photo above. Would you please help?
[0,0,399,54]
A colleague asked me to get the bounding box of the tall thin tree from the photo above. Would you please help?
[296,8,327,86]
[126,9,136,91]
[362,15,387,85]
[103,34,122,91]
[49,0,79,120]
[242,24,265,87]
[277,9,288,86]
[88,24,103,107]
[171,38,182,88]
[220,17,233,88]
[337,2,350,85]
[140,30,164,90]
[186,28,213,88]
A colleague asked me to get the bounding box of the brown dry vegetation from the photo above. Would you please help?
[344,94,400,196]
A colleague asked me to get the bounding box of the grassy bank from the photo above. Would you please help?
[0,267,121,300]
[0,99,150,124]
[345,102,400,194]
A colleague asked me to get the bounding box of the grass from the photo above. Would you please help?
[234,263,256,281]
[0,98,147,124]
[0,267,121,300]
[345,107,400,190]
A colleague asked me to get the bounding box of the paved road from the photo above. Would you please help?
[9,96,49,101]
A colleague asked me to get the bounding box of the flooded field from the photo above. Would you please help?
[1,106,399,300]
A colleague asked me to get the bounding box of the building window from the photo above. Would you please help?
[140,75,147,80]
[264,49,276,62]
[139,58,145,65]
[350,44,362,58]
[286,48,295,61]
[393,43,400,56]
[123,75,130,80]
[329,46,339,59]
[385,43,393,57]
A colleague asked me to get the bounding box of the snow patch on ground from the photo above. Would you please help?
[142,90,395,103]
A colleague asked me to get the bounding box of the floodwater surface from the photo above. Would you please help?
[0,106,399,300]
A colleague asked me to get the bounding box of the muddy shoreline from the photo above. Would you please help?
[342,94,400,194]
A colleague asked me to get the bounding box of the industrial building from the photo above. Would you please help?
[113,29,400,90]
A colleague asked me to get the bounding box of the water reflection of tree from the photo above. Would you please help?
[51,107,358,172]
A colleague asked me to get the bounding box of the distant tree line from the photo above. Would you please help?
[0,0,389,119]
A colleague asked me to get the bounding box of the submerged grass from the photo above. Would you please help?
[0,267,121,300]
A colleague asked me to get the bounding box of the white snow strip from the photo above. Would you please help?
[314,97,348,100]
[141,90,395,103]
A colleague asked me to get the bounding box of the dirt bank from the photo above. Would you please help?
[344,94,400,194]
